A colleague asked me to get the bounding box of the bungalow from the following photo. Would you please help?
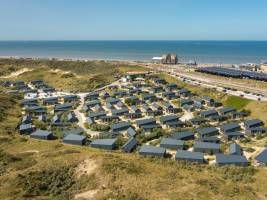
[85,92,99,101]
[152,103,163,111]
[19,123,34,134]
[193,97,205,105]
[202,96,214,106]
[125,112,142,119]
[136,118,156,128]
[180,99,194,107]
[160,115,179,124]
[165,120,186,128]
[38,114,47,122]
[201,109,218,118]
[67,112,78,122]
[142,93,157,101]
[153,78,166,85]
[54,104,72,112]
[160,138,184,150]
[106,97,120,105]
[88,111,106,120]
[210,115,227,122]
[179,88,190,97]
[200,136,220,143]
[20,99,38,107]
[100,115,119,123]
[30,129,54,140]
[63,134,86,145]
[116,101,126,108]
[131,106,141,114]
[22,115,32,124]
[219,107,236,115]
[113,91,128,98]
[142,124,161,132]
[52,115,61,123]
[244,119,264,129]
[43,97,58,105]
[190,117,206,126]
[215,154,248,166]
[232,111,248,119]
[87,117,95,125]
[127,127,137,137]
[62,95,78,103]
[111,121,131,132]
[139,145,166,158]
[224,131,245,141]
[246,127,267,136]
[220,123,241,133]
[106,102,114,110]
[41,87,55,93]
[229,143,242,155]
[85,100,101,108]
[90,138,117,150]
[111,108,129,116]
[26,105,46,115]
[255,149,267,165]
[94,104,104,112]
[193,141,220,154]
[99,131,120,138]
[152,86,163,93]
[162,91,176,99]
[102,92,110,99]
[182,105,195,112]
[196,127,219,138]
[175,150,204,163]
[171,131,195,140]
[166,83,178,91]
[143,105,152,114]
[122,137,138,153]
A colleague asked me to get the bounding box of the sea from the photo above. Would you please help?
[0,40,267,64]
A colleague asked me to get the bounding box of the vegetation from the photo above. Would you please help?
[0,58,147,92]
[223,96,252,110]
[2,59,267,199]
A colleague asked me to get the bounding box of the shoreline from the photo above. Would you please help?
[0,55,233,67]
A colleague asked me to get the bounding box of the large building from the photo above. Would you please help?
[162,53,178,64]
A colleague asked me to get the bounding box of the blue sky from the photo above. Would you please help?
[0,0,267,40]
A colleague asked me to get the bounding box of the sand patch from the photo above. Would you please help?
[2,68,33,78]
[74,159,98,179]
[74,189,98,200]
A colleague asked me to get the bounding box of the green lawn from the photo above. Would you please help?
[223,96,252,110]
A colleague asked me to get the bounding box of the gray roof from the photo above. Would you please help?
[196,127,218,137]
[244,119,263,128]
[19,123,32,131]
[122,137,138,153]
[111,121,131,131]
[139,145,166,156]
[194,141,220,150]
[229,143,242,155]
[220,123,240,132]
[63,134,86,141]
[136,118,156,127]
[111,108,129,116]
[171,131,195,140]
[216,154,248,166]
[160,115,179,124]
[31,129,52,137]
[127,127,137,137]
[175,150,204,161]
[201,109,218,117]
[160,138,184,148]
[91,138,117,146]
[219,107,236,114]
[255,148,267,164]
[88,111,106,118]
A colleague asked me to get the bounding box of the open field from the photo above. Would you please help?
[0,59,147,92]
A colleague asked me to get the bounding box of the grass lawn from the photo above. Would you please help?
[223,96,252,110]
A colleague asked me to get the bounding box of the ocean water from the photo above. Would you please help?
[0,41,267,64]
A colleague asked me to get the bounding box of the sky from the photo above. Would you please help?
[0,0,267,40]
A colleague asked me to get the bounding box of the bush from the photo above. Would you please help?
[90,123,110,132]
